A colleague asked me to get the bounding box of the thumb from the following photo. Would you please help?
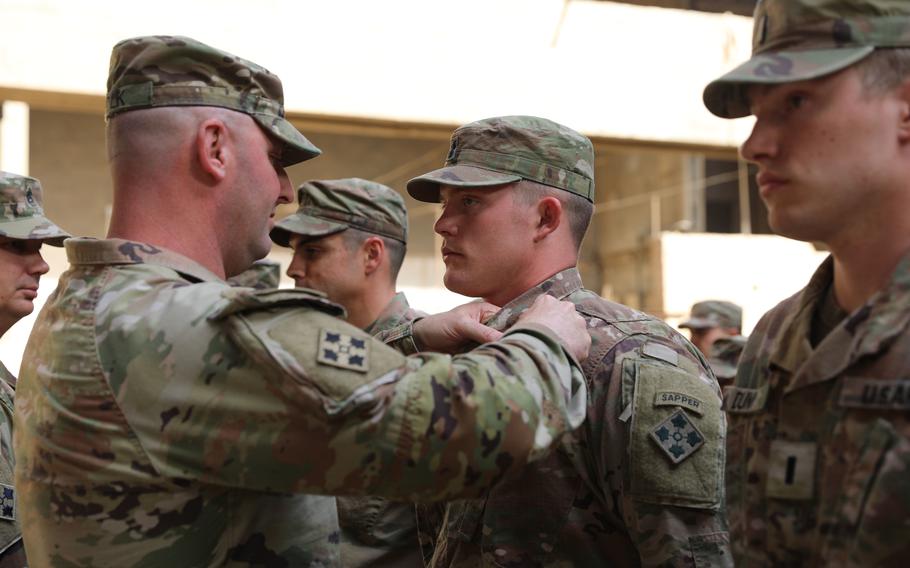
[459,320,503,345]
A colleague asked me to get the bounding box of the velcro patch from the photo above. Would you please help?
[0,483,15,521]
[766,440,816,500]
[317,329,369,373]
[650,409,705,464]
[723,385,767,414]
[839,378,910,410]
[654,391,705,416]
[642,342,679,366]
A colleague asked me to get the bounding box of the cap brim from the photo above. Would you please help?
[0,216,71,247]
[407,165,522,203]
[703,46,874,118]
[678,317,715,330]
[252,114,322,167]
[269,214,348,247]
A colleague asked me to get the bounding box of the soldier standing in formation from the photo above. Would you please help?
[0,171,69,567]
[271,178,425,566]
[704,0,910,564]
[392,115,730,566]
[13,36,591,566]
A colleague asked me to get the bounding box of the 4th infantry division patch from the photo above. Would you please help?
[650,409,705,464]
[317,329,370,372]
[0,483,15,521]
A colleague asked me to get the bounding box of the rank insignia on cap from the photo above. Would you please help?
[0,483,15,521]
[650,409,705,464]
[317,329,369,373]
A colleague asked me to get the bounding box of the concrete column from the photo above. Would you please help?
[0,100,30,175]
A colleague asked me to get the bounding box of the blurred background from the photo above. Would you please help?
[0,0,827,373]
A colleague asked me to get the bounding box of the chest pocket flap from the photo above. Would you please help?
[623,351,725,510]
[210,288,407,416]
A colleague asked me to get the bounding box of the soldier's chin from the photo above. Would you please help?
[442,272,479,298]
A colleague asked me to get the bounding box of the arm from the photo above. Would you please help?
[106,286,588,501]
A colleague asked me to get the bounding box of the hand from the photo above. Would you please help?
[512,295,590,362]
[412,301,503,354]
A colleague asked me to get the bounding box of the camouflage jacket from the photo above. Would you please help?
[414,268,731,567]
[226,259,282,290]
[338,293,427,568]
[13,238,587,567]
[726,254,910,567]
[0,363,24,567]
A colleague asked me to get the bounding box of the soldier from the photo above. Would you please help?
[271,178,425,566]
[703,0,910,564]
[0,171,70,567]
[14,36,592,566]
[396,115,730,566]
[679,300,746,385]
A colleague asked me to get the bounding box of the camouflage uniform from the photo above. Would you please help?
[14,38,589,566]
[724,255,910,566]
[227,259,282,290]
[334,294,426,568]
[705,1,910,565]
[0,171,69,567]
[401,116,731,566]
[274,179,426,567]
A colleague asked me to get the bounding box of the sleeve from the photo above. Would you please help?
[601,338,732,567]
[106,287,587,502]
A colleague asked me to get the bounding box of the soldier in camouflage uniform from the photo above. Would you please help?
[271,178,425,567]
[704,0,910,564]
[0,171,70,567]
[391,115,730,566]
[14,36,593,567]
[679,300,746,385]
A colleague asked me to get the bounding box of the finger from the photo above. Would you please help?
[458,321,503,345]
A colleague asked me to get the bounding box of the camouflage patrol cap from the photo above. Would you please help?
[407,115,595,203]
[106,35,321,166]
[704,0,910,118]
[0,171,70,246]
[271,178,408,247]
[679,300,743,330]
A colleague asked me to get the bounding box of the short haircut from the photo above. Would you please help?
[857,48,910,93]
[513,179,593,250]
[341,227,406,282]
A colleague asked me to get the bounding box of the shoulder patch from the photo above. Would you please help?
[650,409,705,464]
[317,329,370,373]
[0,483,15,521]
[641,342,679,366]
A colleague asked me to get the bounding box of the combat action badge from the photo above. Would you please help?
[650,409,705,464]
[0,483,15,521]
[317,329,369,373]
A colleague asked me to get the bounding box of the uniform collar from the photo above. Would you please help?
[774,252,910,393]
[364,292,412,335]
[65,238,224,284]
[484,267,583,331]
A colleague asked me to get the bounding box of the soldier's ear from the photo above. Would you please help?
[533,196,562,243]
[195,119,229,182]
[362,236,385,275]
